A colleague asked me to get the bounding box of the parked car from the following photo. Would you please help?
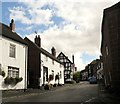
[88,76,97,84]
[65,79,76,84]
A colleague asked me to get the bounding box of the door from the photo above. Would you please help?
[43,66,48,85]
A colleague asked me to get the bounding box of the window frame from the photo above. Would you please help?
[8,66,19,78]
[9,44,16,58]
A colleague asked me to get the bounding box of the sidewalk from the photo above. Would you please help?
[2,84,72,100]
[97,82,120,103]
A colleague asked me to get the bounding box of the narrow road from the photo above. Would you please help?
[3,81,101,103]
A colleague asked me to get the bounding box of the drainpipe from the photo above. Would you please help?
[24,45,28,92]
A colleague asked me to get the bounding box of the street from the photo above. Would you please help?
[2,81,103,103]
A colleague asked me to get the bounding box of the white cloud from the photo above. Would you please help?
[10,0,119,71]
[9,1,53,25]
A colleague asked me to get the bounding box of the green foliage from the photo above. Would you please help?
[4,77,23,85]
[73,71,81,83]
[15,77,23,83]
[2,71,5,77]
[4,77,11,84]
[0,71,5,77]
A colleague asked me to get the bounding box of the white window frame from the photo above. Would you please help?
[9,44,16,58]
[8,66,19,78]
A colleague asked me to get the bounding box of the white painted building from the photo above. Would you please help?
[0,20,28,90]
[24,36,64,88]
[41,52,64,86]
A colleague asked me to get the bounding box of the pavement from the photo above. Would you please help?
[2,84,74,101]
[96,82,120,103]
[1,82,120,103]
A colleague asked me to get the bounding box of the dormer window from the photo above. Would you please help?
[9,44,16,58]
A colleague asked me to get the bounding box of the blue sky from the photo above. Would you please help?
[1,0,119,71]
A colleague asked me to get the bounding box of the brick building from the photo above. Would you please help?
[101,2,120,93]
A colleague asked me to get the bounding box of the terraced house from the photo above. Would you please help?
[24,36,64,89]
[0,19,28,90]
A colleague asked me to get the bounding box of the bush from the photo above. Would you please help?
[15,77,23,83]
[53,84,57,87]
[4,77,23,85]
[4,77,12,84]
[2,71,5,77]
[0,71,5,77]
[44,84,51,90]
[73,71,80,83]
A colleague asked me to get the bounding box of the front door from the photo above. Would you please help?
[43,66,48,85]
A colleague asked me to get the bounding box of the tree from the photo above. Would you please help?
[73,71,81,83]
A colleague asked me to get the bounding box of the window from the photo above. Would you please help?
[8,66,19,78]
[9,44,16,58]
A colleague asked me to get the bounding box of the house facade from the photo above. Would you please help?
[101,2,120,92]
[24,36,64,88]
[0,20,28,90]
[80,69,88,81]
[57,52,74,82]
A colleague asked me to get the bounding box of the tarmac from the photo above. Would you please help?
[1,82,120,103]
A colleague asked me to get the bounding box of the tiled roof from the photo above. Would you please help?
[0,23,27,45]
[24,37,63,64]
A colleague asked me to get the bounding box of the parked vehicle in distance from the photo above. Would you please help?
[65,79,76,84]
[88,76,97,84]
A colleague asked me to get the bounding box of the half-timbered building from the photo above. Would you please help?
[57,52,74,82]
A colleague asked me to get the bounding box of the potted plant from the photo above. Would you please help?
[49,74,54,81]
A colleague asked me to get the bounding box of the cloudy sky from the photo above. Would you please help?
[1,0,119,71]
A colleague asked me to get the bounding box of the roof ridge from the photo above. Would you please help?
[24,37,63,64]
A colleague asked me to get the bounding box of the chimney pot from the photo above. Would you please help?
[51,47,56,57]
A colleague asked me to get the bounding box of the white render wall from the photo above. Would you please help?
[41,53,64,86]
[0,37,27,90]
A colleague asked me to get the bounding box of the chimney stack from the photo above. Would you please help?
[35,35,41,47]
[10,19,15,32]
[72,55,74,64]
[51,47,56,57]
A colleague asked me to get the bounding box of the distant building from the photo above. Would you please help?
[97,56,103,80]
[80,69,88,81]
[0,20,28,90]
[101,2,120,92]
[82,59,100,81]
[24,36,64,88]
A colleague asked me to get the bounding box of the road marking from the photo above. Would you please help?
[85,97,96,102]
